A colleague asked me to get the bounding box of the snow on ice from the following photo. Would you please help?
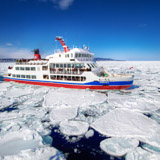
[0,128,42,156]
[126,147,160,160]
[50,105,78,124]
[91,108,160,148]
[59,120,89,136]
[100,137,139,157]
[43,88,107,108]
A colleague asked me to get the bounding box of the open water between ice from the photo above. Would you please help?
[0,61,160,160]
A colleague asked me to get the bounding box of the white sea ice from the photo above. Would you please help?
[0,97,14,109]
[0,82,12,92]
[91,108,160,147]
[85,129,94,139]
[4,87,31,98]
[0,128,42,156]
[43,88,107,108]
[60,120,89,136]
[50,105,78,124]
[142,143,160,155]
[126,147,160,160]
[100,137,139,157]
[108,93,160,113]
[2,147,65,160]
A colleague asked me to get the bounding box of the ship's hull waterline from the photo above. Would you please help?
[4,77,133,90]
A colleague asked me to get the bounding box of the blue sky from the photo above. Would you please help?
[0,0,160,60]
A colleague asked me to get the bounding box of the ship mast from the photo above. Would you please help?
[56,36,70,53]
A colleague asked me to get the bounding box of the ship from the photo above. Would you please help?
[3,36,134,90]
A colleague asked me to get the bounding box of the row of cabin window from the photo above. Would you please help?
[75,53,93,58]
[12,74,36,79]
[50,63,84,69]
[64,53,93,58]
[48,75,86,81]
[15,67,36,71]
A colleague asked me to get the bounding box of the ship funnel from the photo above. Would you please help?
[33,49,41,60]
[56,36,70,53]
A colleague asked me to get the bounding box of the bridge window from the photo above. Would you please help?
[56,64,59,68]
[67,64,71,68]
[60,64,63,68]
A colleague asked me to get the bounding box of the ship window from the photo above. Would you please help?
[75,64,81,68]
[79,54,81,57]
[25,67,30,71]
[15,67,19,70]
[87,64,91,68]
[64,64,67,68]
[43,75,49,79]
[56,64,59,68]
[32,75,36,79]
[20,67,24,70]
[50,75,56,80]
[16,75,20,78]
[12,74,15,77]
[67,64,71,68]
[67,76,71,81]
[93,63,97,68]
[60,64,63,68]
[90,63,95,68]
[31,67,36,71]
[71,64,74,68]
[75,53,78,57]
[71,53,73,57]
[65,54,69,58]
[21,75,25,78]
[79,64,83,68]
[26,75,30,79]
[81,76,86,81]
[50,64,55,69]
[42,66,48,70]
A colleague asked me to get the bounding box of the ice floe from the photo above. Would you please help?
[91,108,160,147]
[126,147,160,160]
[100,137,139,157]
[85,129,94,139]
[2,147,65,160]
[0,128,42,156]
[50,105,78,124]
[108,92,160,113]
[4,87,32,98]
[60,120,89,136]
[43,88,107,108]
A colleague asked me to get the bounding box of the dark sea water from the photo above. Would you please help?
[51,127,125,160]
